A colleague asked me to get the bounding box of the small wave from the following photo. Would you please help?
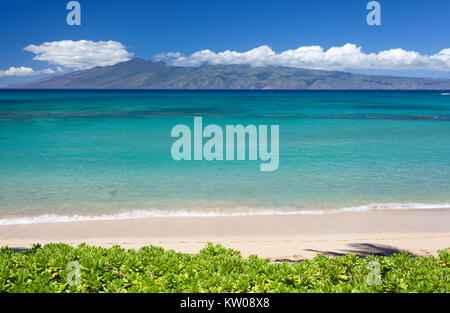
[0,203,449,225]
[441,92,450,96]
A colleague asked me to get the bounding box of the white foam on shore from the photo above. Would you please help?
[0,202,449,225]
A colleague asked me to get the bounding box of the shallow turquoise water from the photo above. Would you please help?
[0,90,449,222]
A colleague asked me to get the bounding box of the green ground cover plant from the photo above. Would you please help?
[1,243,448,293]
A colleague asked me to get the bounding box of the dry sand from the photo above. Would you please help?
[0,209,449,260]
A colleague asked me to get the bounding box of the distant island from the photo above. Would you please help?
[8,58,450,90]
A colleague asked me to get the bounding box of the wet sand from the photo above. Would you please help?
[0,209,449,260]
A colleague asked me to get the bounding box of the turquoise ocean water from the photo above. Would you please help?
[0,90,449,224]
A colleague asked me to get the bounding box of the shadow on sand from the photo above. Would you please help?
[306,243,416,258]
[272,243,416,263]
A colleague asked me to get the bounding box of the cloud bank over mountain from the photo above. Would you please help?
[4,41,450,83]
[160,44,450,72]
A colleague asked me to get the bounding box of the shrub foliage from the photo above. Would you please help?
[1,243,448,293]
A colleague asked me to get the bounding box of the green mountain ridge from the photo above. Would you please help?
[9,58,450,90]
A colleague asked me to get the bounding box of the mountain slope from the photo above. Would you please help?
[10,58,450,90]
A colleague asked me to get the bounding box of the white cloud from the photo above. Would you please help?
[170,44,450,71]
[154,52,183,62]
[0,66,56,77]
[0,66,35,77]
[24,40,133,70]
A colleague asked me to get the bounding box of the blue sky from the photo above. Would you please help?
[1,0,449,85]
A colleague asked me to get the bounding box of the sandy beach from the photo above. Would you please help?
[1,209,449,261]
